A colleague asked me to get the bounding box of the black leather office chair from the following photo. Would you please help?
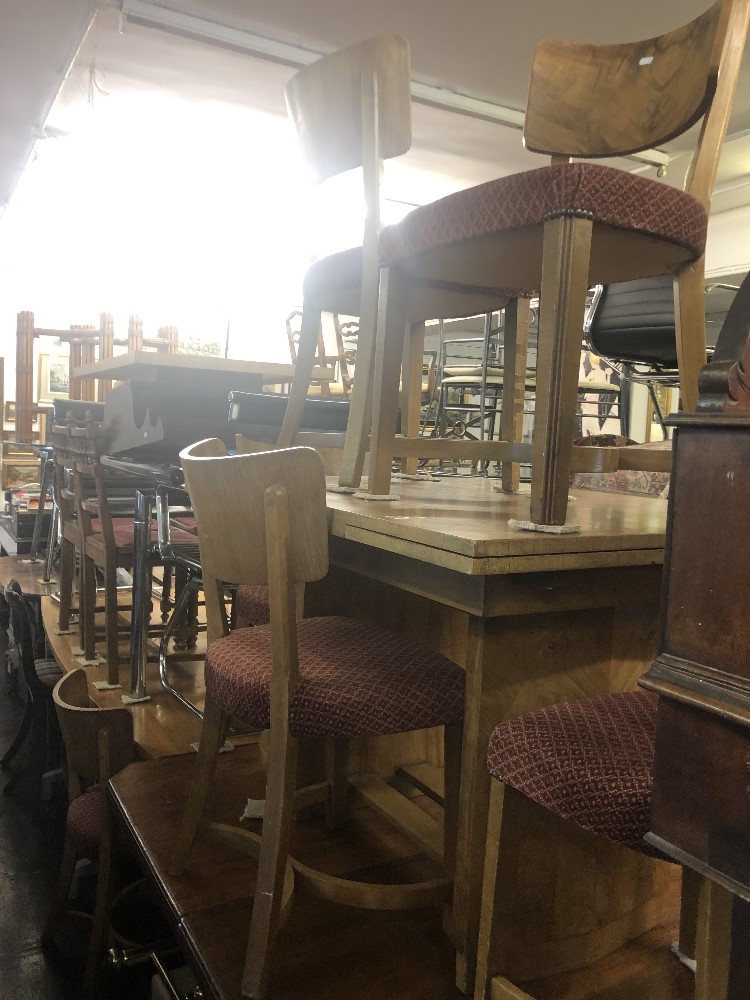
[585,276,737,436]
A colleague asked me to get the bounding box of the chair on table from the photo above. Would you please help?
[1,582,62,796]
[277,35,526,491]
[41,668,136,1000]
[366,0,750,523]
[171,442,465,999]
[475,690,721,1000]
[585,276,738,437]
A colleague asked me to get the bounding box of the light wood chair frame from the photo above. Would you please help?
[276,36,522,491]
[172,441,461,999]
[365,0,750,522]
[42,668,135,1000]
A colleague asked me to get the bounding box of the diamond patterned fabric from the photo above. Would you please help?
[234,585,271,627]
[487,690,664,853]
[67,786,102,862]
[206,616,464,737]
[379,163,707,273]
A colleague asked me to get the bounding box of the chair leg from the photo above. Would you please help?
[57,536,75,633]
[677,864,702,963]
[104,563,120,684]
[81,554,98,661]
[82,805,115,999]
[473,781,531,1000]
[0,696,32,770]
[694,876,734,1000]
[172,694,231,874]
[277,305,322,449]
[443,720,463,882]
[399,322,427,476]
[41,836,79,945]
[531,214,593,525]
[500,299,531,494]
[337,233,381,492]
[324,737,349,829]
[242,726,299,999]
[367,264,410,497]
[673,260,707,415]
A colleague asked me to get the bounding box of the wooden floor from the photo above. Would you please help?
[111,744,694,1000]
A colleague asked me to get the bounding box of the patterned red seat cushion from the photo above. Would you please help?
[487,690,664,854]
[67,786,102,862]
[379,162,707,278]
[93,519,196,551]
[234,585,271,628]
[206,616,464,738]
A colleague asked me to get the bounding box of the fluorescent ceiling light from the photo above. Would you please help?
[119,0,669,170]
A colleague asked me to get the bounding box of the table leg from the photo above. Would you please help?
[128,489,152,702]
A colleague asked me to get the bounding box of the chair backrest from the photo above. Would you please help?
[524,0,750,208]
[285,35,411,186]
[586,277,680,370]
[5,583,47,697]
[53,668,134,798]
[180,440,329,595]
[286,33,411,292]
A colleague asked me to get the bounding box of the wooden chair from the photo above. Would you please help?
[41,668,136,999]
[276,36,523,490]
[49,415,95,646]
[50,411,195,684]
[474,690,718,999]
[366,0,750,523]
[171,441,464,998]
[0,582,62,795]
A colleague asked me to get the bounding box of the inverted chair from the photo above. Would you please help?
[277,35,528,490]
[365,0,750,523]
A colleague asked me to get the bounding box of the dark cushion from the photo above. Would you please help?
[379,163,707,277]
[35,658,63,688]
[487,690,664,854]
[303,245,530,317]
[205,616,464,738]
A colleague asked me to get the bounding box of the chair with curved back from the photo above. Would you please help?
[585,276,738,437]
[475,690,722,999]
[366,0,750,523]
[171,441,465,999]
[277,35,528,490]
[41,667,136,999]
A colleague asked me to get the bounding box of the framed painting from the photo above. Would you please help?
[38,354,70,402]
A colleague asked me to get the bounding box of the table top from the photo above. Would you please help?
[325,475,668,576]
[73,351,334,385]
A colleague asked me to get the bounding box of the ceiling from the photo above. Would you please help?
[3,0,750,287]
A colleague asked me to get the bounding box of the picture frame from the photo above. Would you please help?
[4,400,15,423]
[37,353,70,403]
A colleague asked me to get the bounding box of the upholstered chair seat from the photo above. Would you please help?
[205,615,464,738]
[486,690,662,853]
[379,163,707,283]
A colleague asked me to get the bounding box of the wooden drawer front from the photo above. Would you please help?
[650,697,750,894]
